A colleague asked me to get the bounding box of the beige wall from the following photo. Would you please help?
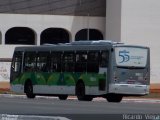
[0,14,105,82]
[0,14,105,58]
[1,0,160,84]
[106,0,122,42]
[106,0,160,83]
[121,0,160,83]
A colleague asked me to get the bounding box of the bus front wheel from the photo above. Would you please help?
[25,81,36,99]
[106,94,123,102]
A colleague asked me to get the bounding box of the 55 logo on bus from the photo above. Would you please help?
[119,50,130,63]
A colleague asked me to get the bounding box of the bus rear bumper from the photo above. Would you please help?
[109,84,149,95]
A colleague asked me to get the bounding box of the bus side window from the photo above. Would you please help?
[62,52,75,72]
[87,51,99,73]
[75,52,87,72]
[100,51,109,68]
[51,52,62,72]
[12,52,22,73]
[37,52,50,72]
[24,52,36,72]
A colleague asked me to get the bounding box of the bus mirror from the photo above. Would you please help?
[11,66,15,70]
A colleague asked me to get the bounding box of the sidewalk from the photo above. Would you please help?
[0,82,10,90]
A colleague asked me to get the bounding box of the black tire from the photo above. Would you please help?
[84,95,93,101]
[25,81,36,99]
[106,94,123,102]
[76,82,93,101]
[59,95,68,100]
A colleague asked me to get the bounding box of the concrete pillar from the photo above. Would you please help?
[1,31,6,45]
[0,31,2,44]
[106,0,122,42]
[36,32,41,45]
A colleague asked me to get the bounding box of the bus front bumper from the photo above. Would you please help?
[109,84,150,95]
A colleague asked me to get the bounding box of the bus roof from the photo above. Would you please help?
[14,40,149,52]
[70,40,123,45]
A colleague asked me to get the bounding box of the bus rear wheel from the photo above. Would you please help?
[25,81,36,99]
[76,82,93,101]
[58,95,68,100]
[106,94,123,102]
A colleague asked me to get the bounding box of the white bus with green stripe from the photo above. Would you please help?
[10,40,150,102]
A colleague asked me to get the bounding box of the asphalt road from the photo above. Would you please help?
[0,95,160,120]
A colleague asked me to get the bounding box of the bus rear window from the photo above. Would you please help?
[115,47,148,67]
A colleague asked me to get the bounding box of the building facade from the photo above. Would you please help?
[108,0,160,84]
[0,0,160,84]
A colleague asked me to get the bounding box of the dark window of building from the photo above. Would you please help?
[40,28,70,45]
[75,29,103,41]
[5,27,35,45]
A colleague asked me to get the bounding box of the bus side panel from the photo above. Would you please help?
[32,72,107,95]
[33,72,77,95]
[11,72,36,93]
[78,73,107,95]
[47,73,76,86]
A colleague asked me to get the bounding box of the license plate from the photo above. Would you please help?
[127,80,135,84]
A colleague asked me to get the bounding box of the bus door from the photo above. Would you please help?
[10,51,23,83]
[36,52,50,85]
[99,51,109,91]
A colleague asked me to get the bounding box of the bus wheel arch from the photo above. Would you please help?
[24,79,36,99]
[76,80,93,101]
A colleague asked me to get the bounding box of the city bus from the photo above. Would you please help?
[10,40,150,102]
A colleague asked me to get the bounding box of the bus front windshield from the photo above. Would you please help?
[115,46,148,68]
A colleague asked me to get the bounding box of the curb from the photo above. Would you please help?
[1,94,160,103]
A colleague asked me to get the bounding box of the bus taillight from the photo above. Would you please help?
[114,71,118,81]
[144,72,148,81]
